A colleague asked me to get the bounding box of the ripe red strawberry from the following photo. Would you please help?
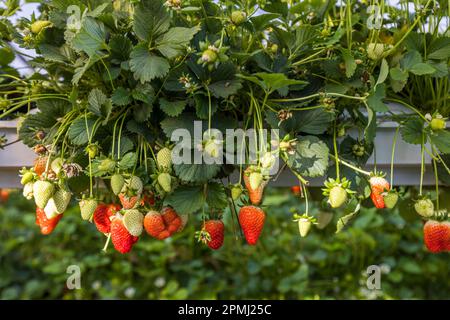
[33,156,48,177]
[161,206,182,234]
[291,185,302,196]
[144,210,171,240]
[203,220,225,250]
[243,168,267,205]
[119,192,139,209]
[144,207,182,240]
[423,220,450,253]
[36,207,62,235]
[110,214,136,254]
[238,205,265,245]
[369,176,390,209]
[93,203,111,233]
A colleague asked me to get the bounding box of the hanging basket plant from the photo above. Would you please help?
[0,0,449,254]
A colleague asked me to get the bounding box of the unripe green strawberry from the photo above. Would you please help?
[201,49,218,63]
[21,172,34,185]
[122,209,144,237]
[50,157,63,175]
[231,11,246,25]
[31,20,51,34]
[23,182,34,200]
[85,143,99,158]
[430,118,446,131]
[414,199,434,218]
[249,172,263,191]
[230,184,243,201]
[129,175,143,194]
[52,188,71,213]
[383,191,399,209]
[34,180,54,209]
[157,147,172,169]
[158,172,172,193]
[111,174,125,195]
[298,218,312,237]
[328,186,347,208]
[79,198,98,221]
[366,43,385,60]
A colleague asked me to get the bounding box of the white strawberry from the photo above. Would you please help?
[122,209,144,237]
[23,182,34,200]
[33,180,54,209]
[44,198,59,219]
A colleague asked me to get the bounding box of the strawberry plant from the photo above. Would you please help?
[0,0,449,253]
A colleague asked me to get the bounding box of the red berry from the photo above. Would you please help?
[36,207,62,235]
[110,214,136,254]
[93,203,112,233]
[204,220,224,250]
[423,220,450,253]
[239,205,265,245]
[291,185,302,196]
[369,176,390,209]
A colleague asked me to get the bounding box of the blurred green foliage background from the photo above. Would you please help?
[0,188,449,300]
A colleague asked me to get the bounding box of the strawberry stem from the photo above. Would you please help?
[102,233,111,253]
[432,152,440,211]
[390,126,400,187]
[333,121,340,180]
[330,155,371,176]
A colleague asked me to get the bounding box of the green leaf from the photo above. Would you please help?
[38,44,68,63]
[156,26,200,59]
[336,200,360,233]
[71,17,106,57]
[130,45,170,83]
[208,80,242,98]
[0,46,14,65]
[430,130,450,154]
[206,182,228,210]
[390,67,409,81]
[160,113,198,139]
[67,117,95,145]
[111,87,131,106]
[366,84,388,112]
[250,13,280,30]
[164,185,205,214]
[174,162,221,183]
[133,0,169,42]
[159,98,187,117]
[72,56,100,85]
[267,108,334,135]
[194,94,218,119]
[286,136,329,177]
[376,58,389,87]
[118,152,137,170]
[109,35,132,62]
[88,88,107,116]
[401,50,422,70]
[427,37,450,60]
[239,73,307,93]
[340,48,356,78]
[400,117,424,145]
[409,63,435,75]
[133,103,153,122]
